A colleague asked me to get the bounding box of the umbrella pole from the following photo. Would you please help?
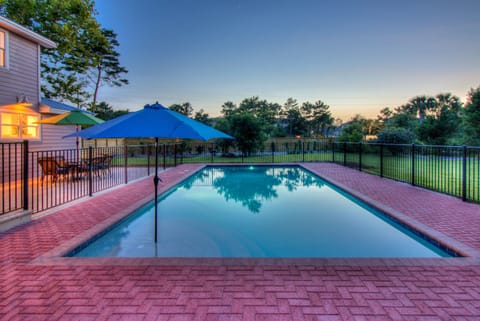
[76,125,80,162]
[154,138,160,243]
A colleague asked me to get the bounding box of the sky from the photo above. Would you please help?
[94,0,480,121]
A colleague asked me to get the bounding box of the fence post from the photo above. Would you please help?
[332,141,335,162]
[163,144,166,169]
[343,142,347,166]
[462,145,467,201]
[271,142,275,163]
[147,145,150,176]
[88,146,93,196]
[302,141,305,162]
[411,144,415,186]
[380,143,384,177]
[180,144,184,165]
[124,145,128,184]
[174,144,177,167]
[359,143,362,171]
[22,140,29,210]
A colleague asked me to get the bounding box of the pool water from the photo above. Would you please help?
[71,166,452,258]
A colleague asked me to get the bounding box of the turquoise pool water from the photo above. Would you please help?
[71,166,452,258]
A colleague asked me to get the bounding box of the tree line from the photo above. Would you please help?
[167,87,480,155]
[168,97,335,156]
[337,88,480,146]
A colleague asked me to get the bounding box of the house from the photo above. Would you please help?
[0,15,78,151]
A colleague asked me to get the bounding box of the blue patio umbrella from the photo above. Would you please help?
[66,102,234,242]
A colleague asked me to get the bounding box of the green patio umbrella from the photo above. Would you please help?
[38,109,104,126]
[37,110,104,157]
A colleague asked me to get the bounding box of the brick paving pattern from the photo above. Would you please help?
[1,163,479,320]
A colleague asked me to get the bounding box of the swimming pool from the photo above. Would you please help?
[71,166,453,258]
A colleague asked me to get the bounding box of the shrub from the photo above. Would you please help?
[377,127,415,144]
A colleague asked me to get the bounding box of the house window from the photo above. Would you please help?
[0,29,7,69]
[0,112,39,139]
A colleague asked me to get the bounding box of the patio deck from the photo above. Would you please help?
[0,163,479,320]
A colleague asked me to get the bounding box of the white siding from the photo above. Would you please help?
[0,32,39,108]
[29,124,77,152]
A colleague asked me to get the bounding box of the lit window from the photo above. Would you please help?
[0,112,39,139]
[0,29,6,68]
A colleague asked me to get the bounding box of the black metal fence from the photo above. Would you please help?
[1,142,27,215]
[328,143,480,203]
[177,140,334,164]
[1,142,182,215]
[176,140,480,203]
[1,140,479,216]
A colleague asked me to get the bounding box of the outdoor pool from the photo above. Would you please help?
[70,166,454,258]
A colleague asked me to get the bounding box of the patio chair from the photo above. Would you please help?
[100,155,113,176]
[89,154,113,177]
[70,160,90,180]
[37,157,69,183]
[94,154,113,176]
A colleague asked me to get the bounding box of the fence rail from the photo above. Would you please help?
[1,140,479,216]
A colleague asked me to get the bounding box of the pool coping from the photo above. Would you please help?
[30,163,480,267]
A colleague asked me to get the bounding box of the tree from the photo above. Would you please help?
[238,96,281,134]
[378,104,418,142]
[301,100,333,137]
[88,28,128,107]
[213,118,236,154]
[281,98,298,115]
[89,101,128,120]
[375,107,393,132]
[386,109,418,132]
[377,127,416,144]
[216,113,267,156]
[336,123,364,142]
[169,102,193,116]
[221,97,282,138]
[336,116,366,142]
[406,96,437,124]
[285,108,307,137]
[462,86,480,145]
[416,93,462,145]
[1,0,127,107]
[280,98,307,137]
[221,101,237,117]
[194,109,211,125]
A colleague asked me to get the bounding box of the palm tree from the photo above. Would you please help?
[436,93,462,115]
[408,96,437,124]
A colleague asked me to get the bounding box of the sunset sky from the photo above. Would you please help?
[95,0,480,121]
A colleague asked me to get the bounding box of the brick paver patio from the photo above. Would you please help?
[1,163,479,320]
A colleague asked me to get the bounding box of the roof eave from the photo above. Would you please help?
[0,15,56,49]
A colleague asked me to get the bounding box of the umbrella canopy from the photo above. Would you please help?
[67,102,232,140]
[37,109,104,127]
[66,102,234,244]
[38,109,104,160]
